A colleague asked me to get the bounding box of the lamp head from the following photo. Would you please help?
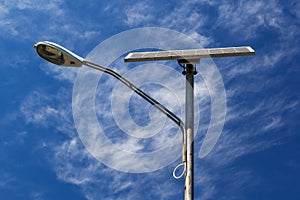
[34,41,84,67]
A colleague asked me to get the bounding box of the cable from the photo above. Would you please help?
[173,162,186,179]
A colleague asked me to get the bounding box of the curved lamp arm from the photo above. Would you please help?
[34,41,187,176]
[83,60,187,170]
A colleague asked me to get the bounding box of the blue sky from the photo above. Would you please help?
[0,0,299,199]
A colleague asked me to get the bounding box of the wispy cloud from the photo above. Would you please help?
[216,1,281,38]
[124,2,153,26]
[214,0,299,68]
[39,63,79,83]
[1,0,64,12]
[0,0,64,37]
[20,88,77,138]
[0,0,102,46]
[119,0,213,47]
[30,191,45,200]
[51,136,182,200]
[158,1,213,46]
[195,61,299,199]
[0,172,15,188]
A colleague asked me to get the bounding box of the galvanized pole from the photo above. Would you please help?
[184,64,195,200]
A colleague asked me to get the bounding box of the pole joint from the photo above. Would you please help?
[178,61,197,76]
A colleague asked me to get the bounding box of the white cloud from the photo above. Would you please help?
[39,63,79,83]
[19,88,76,138]
[0,0,101,45]
[53,139,94,185]
[30,191,45,200]
[121,0,213,46]
[125,2,153,26]
[158,1,213,46]
[1,0,64,12]
[50,135,182,200]
[262,116,283,131]
[0,172,15,188]
[0,0,65,37]
[0,5,9,16]
[215,0,283,38]
[289,1,300,19]
[199,84,297,172]
[187,31,213,47]
[20,91,53,125]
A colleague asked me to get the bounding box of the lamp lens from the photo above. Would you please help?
[36,44,65,65]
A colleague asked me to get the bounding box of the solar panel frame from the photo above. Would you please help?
[124,46,255,63]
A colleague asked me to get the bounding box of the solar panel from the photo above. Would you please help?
[124,46,255,64]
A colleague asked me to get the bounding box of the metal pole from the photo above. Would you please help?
[184,64,195,200]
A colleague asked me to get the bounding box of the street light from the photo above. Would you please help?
[34,40,187,177]
[34,41,255,200]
